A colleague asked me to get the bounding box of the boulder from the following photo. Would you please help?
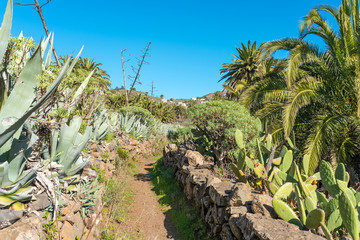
[236,213,325,240]
[0,213,44,240]
[228,182,252,207]
[28,193,51,212]
[0,210,24,230]
[251,193,277,219]
[209,181,234,207]
[220,224,236,240]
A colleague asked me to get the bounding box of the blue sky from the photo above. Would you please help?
[7,0,340,99]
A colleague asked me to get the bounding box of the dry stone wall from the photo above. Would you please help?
[163,144,325,240]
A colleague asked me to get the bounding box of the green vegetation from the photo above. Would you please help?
[190,100,262,166]
[106,91,188,123]
[119,106,155,125]
[221,0,360,174]
[151,157,212,240]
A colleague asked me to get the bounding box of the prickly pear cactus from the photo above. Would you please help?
[272,198,303,228]
[319,161,341,198]
[339,191,359,240]
[305,208,325,229]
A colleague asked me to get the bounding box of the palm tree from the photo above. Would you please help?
[220,41,268,95]
[73,57,111,92]
[254,0,360,172]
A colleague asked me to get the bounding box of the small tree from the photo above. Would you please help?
[190,100,261,167]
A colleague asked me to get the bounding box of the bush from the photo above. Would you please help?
[189,100,261,166]
[118,106,155,125]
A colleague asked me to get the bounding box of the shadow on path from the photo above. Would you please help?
[133,160,180,239]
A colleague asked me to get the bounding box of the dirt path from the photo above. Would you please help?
[117,156,178,240]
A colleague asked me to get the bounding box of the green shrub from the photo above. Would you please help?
[117,146,129,160]
[119,106,155,125]
[190,100,261,165]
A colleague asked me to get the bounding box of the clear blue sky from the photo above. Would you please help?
[7,0,339,99]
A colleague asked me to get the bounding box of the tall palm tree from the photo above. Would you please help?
[253,0,360,172]
[220,41,267,94]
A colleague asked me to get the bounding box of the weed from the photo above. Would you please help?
[43,211,60,240]
[69,180,102,218]
[101,152,110,160]
[103,179,134,224]
[117,146,130,160]
[127,161,138,175]
[92,165,105,183]
[105,132,114,143]
[150,157,213,240]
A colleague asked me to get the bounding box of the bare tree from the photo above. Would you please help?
[128,42,151,98]
[14,0,62,67]
[121,49,130,106]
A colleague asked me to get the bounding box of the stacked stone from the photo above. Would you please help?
[163,144,325,240]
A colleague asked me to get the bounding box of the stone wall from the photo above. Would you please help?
[163,144,324,240]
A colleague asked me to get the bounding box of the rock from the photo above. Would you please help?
[81,166,97,179]
[28,193,51,211]
[212,224,222,236]
[0,212,44,239]
[0,210,24,230]
[209,181,234,207]
[228,182,252,207]
[61,221,73,240]
[225,206,248,221]
[61,212,85,240]
[229,214,243,240]
[251,193,277,219]
[236,213,325,240]
[184,150,204,166]
[213,205,226,225]
[220,224,235,240]
[91,152,101,159]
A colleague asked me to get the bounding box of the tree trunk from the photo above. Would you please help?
[34,0,61,67]
[121,49,129,106]
[128,42,151,97]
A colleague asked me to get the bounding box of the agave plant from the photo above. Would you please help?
[50,116,92,180]
[118,113,150,139]
[91,109,111,141]
[0,132,38,208]
[0,0,77,208]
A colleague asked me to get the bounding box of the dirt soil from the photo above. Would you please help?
[116,156,179,240]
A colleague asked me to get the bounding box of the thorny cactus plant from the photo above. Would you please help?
[272,160,360,240]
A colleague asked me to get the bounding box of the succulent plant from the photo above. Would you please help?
[92,109,111,141]
[51,116,92,179]
[0,0,78,208]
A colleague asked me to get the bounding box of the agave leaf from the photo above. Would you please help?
[0,45,42,124]
[0,0,12,63]
[0,182,20,195]
[59,126,92,176]
[0,57,71,149]
[0,195,14,207]
[56,116,82,164]
[66,45,83,77]
[44,33,53,69]
[0,161,11,186]
[65,156,90,177]
[41,32,51,59]
[69,70,95,112]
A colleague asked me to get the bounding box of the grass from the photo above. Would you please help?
[99,150,142,240]
[150,157,213,240]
